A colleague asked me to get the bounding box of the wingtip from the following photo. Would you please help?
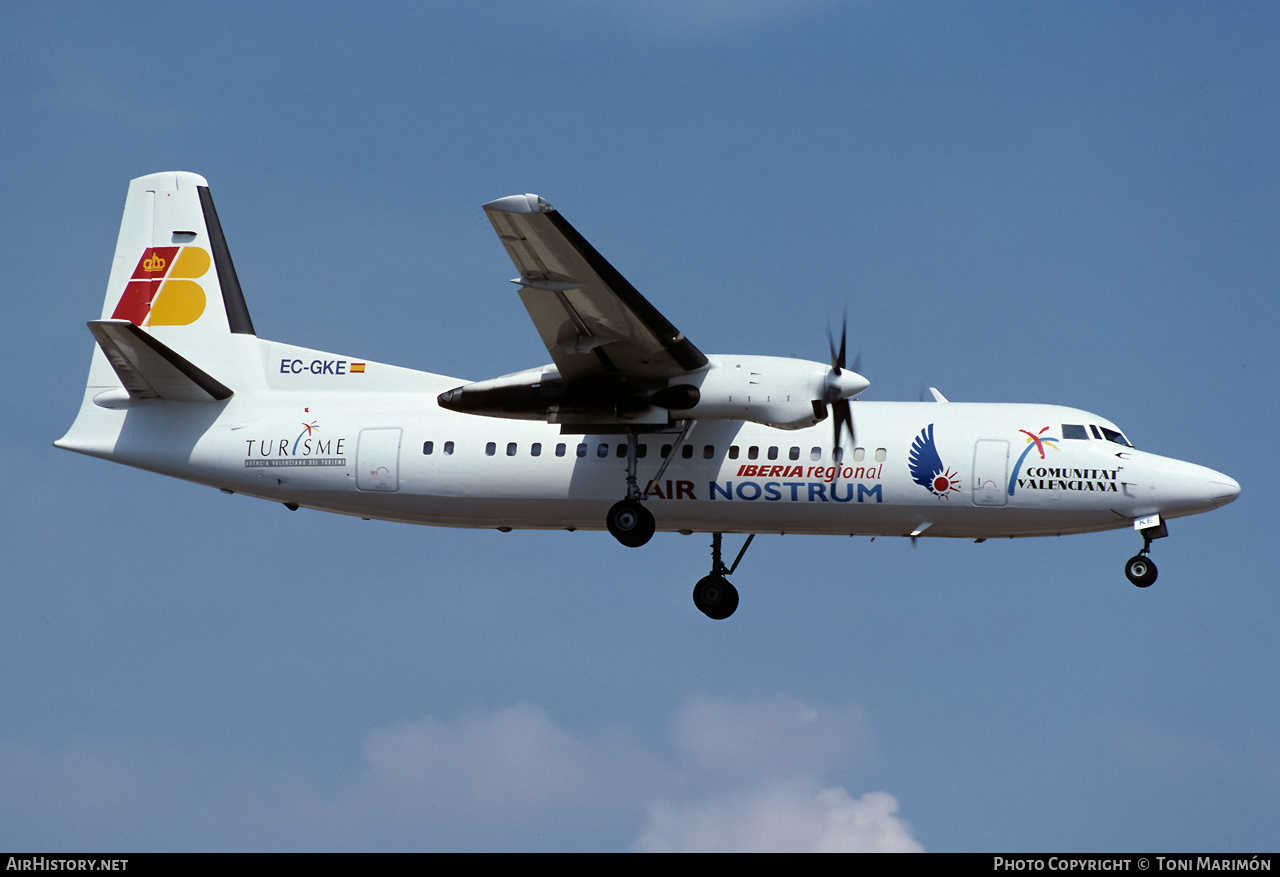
[483,193,554,214]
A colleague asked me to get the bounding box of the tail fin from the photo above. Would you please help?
[100,171,254,340]
[59,173,255,455]
[78,172,256,399]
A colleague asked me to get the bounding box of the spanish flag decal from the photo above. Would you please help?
[349,362,366,373]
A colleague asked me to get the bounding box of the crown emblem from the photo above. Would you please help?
[142,253,167,272]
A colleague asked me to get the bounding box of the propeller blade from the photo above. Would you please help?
[823,311,861,479]
[829,314,848,374]
[830,398,855,474]
[834,398,854,448]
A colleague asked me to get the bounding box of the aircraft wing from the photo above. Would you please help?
[483,195,708,383]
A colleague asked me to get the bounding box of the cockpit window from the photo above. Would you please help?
[1098,426,1132,448]
[1061,424,1088,440]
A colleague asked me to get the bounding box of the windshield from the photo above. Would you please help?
[1098,425,1132,448]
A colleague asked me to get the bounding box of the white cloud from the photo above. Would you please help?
[671,694,871,788]
[634,784,923,853]
[0,696,922,851]
[351,703,669,830]
[633,696,920,852]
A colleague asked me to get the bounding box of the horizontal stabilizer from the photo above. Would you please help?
[88,319,233,402]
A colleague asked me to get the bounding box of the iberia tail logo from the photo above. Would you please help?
[111,246,211,326]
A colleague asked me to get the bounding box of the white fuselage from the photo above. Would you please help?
[57,338,1239,540]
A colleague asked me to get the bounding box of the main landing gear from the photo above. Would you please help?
[607,423,692,549]
[607,429,656,548]
[1124,517,1168,588]
[607,498,654,548]
[693,532,755,620]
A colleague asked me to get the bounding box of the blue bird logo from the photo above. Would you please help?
[909,424,961,499]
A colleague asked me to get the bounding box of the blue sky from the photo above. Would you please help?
[2,1,1276,851]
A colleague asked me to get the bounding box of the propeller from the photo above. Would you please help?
[819,315,868,461]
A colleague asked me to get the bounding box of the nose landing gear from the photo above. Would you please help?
[1124,516,1168,588]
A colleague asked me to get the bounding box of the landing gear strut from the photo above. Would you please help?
[693,532,754,620]
[1124,517,1167,588]
[607,429,655,548]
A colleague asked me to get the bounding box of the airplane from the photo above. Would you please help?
[57,172,1241,619]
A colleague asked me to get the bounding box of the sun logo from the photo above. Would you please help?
[1007,426,1061,496]
[909,424,962,499]
[930,469,962,497]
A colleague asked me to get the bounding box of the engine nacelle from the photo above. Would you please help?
[677,354,867,429]
[438,354,868,431]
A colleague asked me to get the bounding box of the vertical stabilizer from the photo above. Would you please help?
[102,171,254,339]
[80,172,255,394]
[60,173,255,454]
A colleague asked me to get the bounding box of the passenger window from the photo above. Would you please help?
[748,446,759,460]
[576,443,588,458]
[616,444,627,458]
[810,447,822,462]
[598,443,610,458]
[531,443,542,457]
[443,441,454,455]
[423,441,433,455]
[1062,424,1088,440]
[682,445,694,459]
[555,443,566,457]
[661,444,673,458]
[507,442,517,456]
[875,448,886,462]
[853,447,865,462]
[767,446,779,461]
[789,447,800,461]
[485,442,496,457]
[729,446,740,460]
[703,445,715,459]
[637,444,648,459]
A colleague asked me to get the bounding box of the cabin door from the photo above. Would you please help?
[357,428,402,492]
[972,440,1009,507]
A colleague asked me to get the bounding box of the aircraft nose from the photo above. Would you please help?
[1209,472,1241,508]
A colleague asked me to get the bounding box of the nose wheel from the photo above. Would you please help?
[1124,517,1167,588]
[1124,553,1158,587]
